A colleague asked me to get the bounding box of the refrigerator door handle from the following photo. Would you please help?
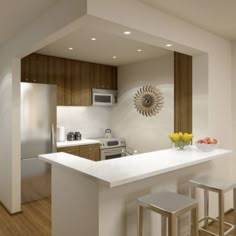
[51,123,56,152]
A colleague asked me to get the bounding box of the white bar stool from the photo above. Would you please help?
[137,191,199,236]
[189,175,236,236]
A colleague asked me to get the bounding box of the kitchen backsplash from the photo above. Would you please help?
[57,106,112,138]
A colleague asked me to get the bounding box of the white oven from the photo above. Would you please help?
[92,89,117,106]
[100,147,125,160]
[98,137,126,160]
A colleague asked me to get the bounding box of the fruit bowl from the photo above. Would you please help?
[168,132,193,150]
[195,137,218,152]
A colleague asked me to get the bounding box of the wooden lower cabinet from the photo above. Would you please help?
[57,144,100,161]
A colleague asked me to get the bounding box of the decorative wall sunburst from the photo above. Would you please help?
[134,85,164,117]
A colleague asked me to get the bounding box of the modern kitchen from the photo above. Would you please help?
[20,26,177,203]
[0,1,235,236]
[17,17,235,236]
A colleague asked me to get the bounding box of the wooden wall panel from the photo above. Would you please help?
[174,52,192,133]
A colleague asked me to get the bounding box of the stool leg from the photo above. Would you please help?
[168,214,177,236]
[204,189,209,229]
[190,183,195,198]
[191,206,199,236]
[161,216,167,236]
[219,191,224,236]
[138,205,143,236]
[233,188,236,231]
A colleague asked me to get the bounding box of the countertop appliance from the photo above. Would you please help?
[92,89,117,106]
[21,82,56,203]
[97,137,126,160]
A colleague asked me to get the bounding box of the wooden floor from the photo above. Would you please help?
[0,198,235,236]
[199,211,236,236]
[0,198,51,236]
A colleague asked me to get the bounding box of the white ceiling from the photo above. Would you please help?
[37,27,172,66]
[0,0,59,47]
[141,0,236,40]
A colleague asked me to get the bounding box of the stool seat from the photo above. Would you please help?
[137,191,199,236]
[138,192,197,214]
[190,175,236,192]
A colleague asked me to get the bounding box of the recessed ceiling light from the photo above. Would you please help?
[123,31,131,35]
[113,56,117,59]
[165,44,173,47]
[137,49,142,52]
[68,47,73,50]
[91,37,97,41]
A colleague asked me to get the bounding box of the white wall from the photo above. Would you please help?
[112,54,174,153]
[232,42,236,178]
[57,106,112,138]
[192,53,209,141]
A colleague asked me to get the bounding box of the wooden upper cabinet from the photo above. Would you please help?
[92,63,117,90]
[64,59,72,105]
[21,55,31,82]
[71,60,81,106]
[55,57,65,106]
[21,53,118,106]
[80,61,92,106]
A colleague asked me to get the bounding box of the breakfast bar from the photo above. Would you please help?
[39,147,231,236]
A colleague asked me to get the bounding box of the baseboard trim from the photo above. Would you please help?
[0,201,22,215]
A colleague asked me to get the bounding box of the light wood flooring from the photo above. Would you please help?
[0,198,235,236]
[0,198,51,236]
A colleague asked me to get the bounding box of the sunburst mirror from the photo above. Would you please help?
[134,85,164,117]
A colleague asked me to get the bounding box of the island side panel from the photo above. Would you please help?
[52,165,99,236]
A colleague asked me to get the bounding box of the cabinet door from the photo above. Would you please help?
[21,56,31,82]
[55,57,65,106]
[29,54,38,83]
[79,144,100,161]
[48,56,56,84]
[111,67,118,90]
[71,60,81,105]
[80,62,92,106]
[93,64,117,90]
[57,146,80,156]
[37,54,48,84]
[64,59,72,105]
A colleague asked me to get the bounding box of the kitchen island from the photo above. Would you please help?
[39,147,231,236]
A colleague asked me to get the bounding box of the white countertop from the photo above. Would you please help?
[57,139,100,148]
[39,146,231,188]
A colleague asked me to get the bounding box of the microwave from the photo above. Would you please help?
[92,89,117,106]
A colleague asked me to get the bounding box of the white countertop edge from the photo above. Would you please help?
[57,139,100,148]
[39,148,232,188]
[39,154,111,187]
[108,151,231,187]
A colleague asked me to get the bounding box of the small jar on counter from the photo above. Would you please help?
[75,132,82,141]
[67,132,75,141]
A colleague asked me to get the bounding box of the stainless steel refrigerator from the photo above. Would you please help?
[21,82,56,203]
